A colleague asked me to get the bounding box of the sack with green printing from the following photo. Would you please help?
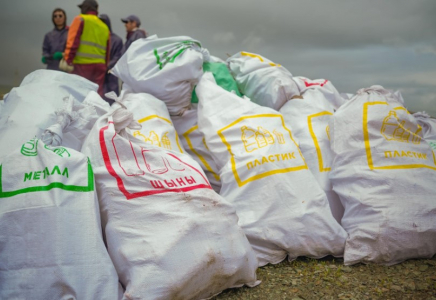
[279,77,345,223]
[171,104,222,192]
[81,104,259,299]
[227,51,300,110]
[329,86,436,265]
[0,138,120,299]
[0,70,103,162]
[112,35,210,116]
[197,72,347,266]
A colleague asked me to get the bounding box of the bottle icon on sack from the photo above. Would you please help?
[133,130,173,149]
[380,110,422,144]
[273,129,286,144]
[258,126,274,145]
[241,126,284,152]
[241,126,258,152]
[161,132,171,149]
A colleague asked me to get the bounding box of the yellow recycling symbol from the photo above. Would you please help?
[241,126,285,152]
[380,110,422,144]
[133,131,172,149]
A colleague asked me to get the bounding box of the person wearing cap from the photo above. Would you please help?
[64,0,110,97]
[42,8,69,71]
[99,14,123,104]
[121,15,147,53]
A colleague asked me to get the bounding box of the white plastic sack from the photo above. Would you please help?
[81,107,259,299]
[171,104,222,192]
[0,70,104,161]
[112,35,209,116]
[197,73,347,266]
[106,91,185,153]
[227,51,300,110]
[329,85,436,265]
[0,138,120,299]
[280,77,345,222]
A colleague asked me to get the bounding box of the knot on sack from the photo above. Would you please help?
[357,85,391,96]
[200,47,211,62]
[42,95,77,146]
[412,111,430,119]
[105,91,142,133]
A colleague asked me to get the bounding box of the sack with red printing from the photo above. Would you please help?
[81,104,259,299]
[106,91,185,154]
[279,77,345,222]
[329,85,436,265]
[227,51,300,110]
[196,72,347,266]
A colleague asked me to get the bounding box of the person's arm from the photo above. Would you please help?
[108,37,123,69]
[64,16,84,65]
[42,33,50,63]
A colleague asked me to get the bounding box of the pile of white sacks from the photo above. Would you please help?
[0,35,435,299]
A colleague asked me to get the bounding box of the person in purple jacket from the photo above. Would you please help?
[99,14,123,104]
[42,8,69,71]
[121,15,147,54]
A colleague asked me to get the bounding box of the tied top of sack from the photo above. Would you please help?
[111,35,210,116]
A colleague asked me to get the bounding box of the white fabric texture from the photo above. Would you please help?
[106,91,185,154]
[413,111,436,153]
[0,70,100,161]
[111,35,209,116]
[329,85,436,265]
[0,138,120,299]
[227,51,300,110]
[280,77,345,222]
[171,104,222,192]
[81,108,259,300]
[197,73,347,266]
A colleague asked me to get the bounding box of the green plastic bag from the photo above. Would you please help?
[191,62,242,103]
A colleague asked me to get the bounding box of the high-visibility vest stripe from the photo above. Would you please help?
[76,52,106,59]
[80,40,106,50]
[73,14,109,64]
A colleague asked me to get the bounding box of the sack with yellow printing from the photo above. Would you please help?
[227,51,300,110]
[0,138,120,299]
[329,85,436,265]
[81,105,259,299]
[197,72,347,266]
[171,103,222,192]
[279,77,345,223]
[105,91,185,154]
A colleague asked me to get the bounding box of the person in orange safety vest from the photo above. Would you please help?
[64,0,110,97]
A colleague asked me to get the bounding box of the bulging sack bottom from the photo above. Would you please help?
[196,73,347,266]
[0,138,120,299]
[330,86,436,265]
[82,111,259,300]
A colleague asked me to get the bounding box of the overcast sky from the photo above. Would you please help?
[1,0,435,116]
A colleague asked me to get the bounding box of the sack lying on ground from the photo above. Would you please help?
[329,85,436,265]
[0,138,120,299]
[81,105,259,299]
[197,73,347,266]
[106,91,185,153]
[112,35,209,116]
[0,70,104,161]
[227,51,300,110]
[171,104,222,192]
[280,77,345,222]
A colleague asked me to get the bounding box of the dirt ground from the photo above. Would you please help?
[214,256,436,300]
